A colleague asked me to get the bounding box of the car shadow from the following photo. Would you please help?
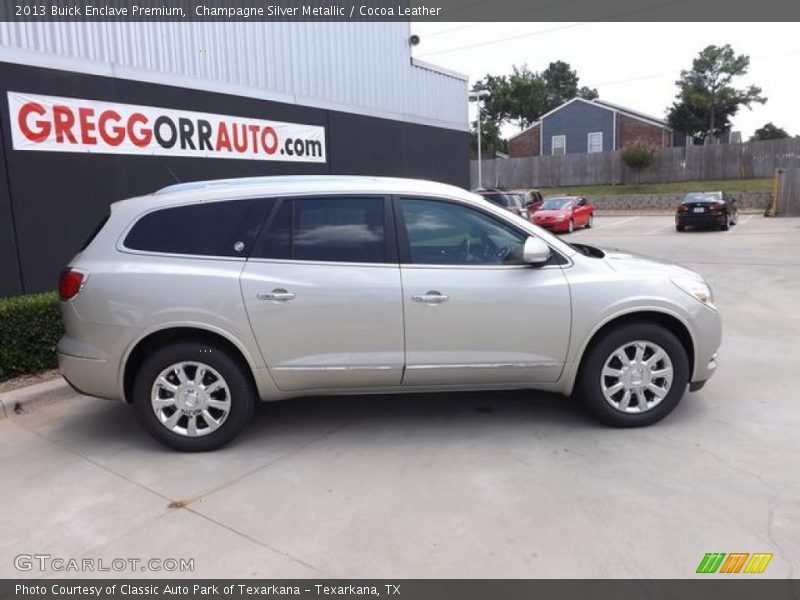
[31,388,599,454]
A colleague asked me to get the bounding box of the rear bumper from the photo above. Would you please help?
[57,340,119,401]
[676,214,727,227]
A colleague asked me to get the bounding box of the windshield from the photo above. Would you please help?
[682,192,723,204]
[540,198,574,210]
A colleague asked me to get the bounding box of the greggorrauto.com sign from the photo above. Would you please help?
[7,91,326,163]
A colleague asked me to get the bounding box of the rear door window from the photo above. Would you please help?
[251,196,387,263]
[124,199,267,257]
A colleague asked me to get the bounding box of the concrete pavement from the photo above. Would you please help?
[1,215,798,579]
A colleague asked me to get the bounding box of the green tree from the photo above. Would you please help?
[751,122,789,141]
[667,44,766,143]
[473,61,597,131]
[541,60,599,112]
[470,118,507,158]
[621,143,655,184]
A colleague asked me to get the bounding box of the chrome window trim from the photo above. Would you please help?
[245,257,399,269]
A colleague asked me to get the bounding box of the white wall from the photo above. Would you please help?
[0,21,467,131]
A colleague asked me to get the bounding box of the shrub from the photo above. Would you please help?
[0,292,63,382]
[621,143,656,183]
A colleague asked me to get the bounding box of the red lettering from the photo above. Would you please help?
[231,123,247,153]
[261,127,278,155]
[248,125,260,154]
[127,113,152,147]
[52,105,78,144]
[17,102,50,142]
[78,107,97,145]
[98,110,125,146]
[216,122,232,152]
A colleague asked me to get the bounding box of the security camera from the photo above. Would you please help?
[409,34,420,46]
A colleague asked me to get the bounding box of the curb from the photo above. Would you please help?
[0,378,72,421]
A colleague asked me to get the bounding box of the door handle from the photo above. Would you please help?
[412,291,449,304]
[257,289,296,302]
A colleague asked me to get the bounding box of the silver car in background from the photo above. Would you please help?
[58,176,721,451]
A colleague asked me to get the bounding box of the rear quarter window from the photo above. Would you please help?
[124,199,267,257]
[251,196,386,263]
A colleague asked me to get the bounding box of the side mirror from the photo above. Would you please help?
[523,236,551,265]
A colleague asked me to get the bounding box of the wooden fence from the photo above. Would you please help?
[776,168,800,216]
[471,138,800,189]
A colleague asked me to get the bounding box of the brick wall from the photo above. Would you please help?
[509,125,540,157]
[618,114,670,150]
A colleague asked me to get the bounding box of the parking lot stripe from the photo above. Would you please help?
[734,215,755,230]
[592,216,640,230]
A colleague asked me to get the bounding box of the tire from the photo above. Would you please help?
[132,339,256,451]
[575,321,690,427]
[567,219,574,234]
[586,214,594,228]
[676,223,685,232]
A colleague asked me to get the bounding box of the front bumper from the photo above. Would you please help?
[534,220,569,232]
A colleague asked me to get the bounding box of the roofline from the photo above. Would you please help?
[410,58,468,82]
[536,96,671,129]
[507,121,540,142]
[506,97,670,143]
[537,97,589,121]
[592,99,670,128]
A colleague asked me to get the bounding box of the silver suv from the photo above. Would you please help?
[58,176,721,451]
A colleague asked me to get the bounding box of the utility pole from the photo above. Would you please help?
[469,89,491,189]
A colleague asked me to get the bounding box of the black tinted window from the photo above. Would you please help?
[401,198,526,265]
[124,200,266,257]
[253,197,385,263]
[682,192,723,204]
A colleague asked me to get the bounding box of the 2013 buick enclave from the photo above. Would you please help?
[58,176,721,451]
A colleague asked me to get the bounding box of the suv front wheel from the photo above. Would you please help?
[132,340,256,451]
[576,322,690,427]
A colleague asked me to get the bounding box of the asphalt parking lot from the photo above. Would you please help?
[1,214,798,579]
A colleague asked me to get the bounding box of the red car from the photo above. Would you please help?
[532,196,594,233]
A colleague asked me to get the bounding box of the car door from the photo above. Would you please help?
[240,195,404,391]
[396,196,572,386]
[575,198,589,226]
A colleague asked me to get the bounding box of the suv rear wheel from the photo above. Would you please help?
[576,322,690,427]
[132,340,256,451]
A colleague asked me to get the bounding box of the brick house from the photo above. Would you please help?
[508,97,677,158]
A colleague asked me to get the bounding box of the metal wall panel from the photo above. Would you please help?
[0,21,467,130]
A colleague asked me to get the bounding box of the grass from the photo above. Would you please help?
[538,178,773,197]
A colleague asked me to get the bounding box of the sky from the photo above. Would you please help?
[410,22,800,139]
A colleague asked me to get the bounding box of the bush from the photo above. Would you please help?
[0,292,63,382]
[621,143,656,183]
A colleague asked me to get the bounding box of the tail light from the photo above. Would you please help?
[59,268,85,300]
[710,201,725,212]
[677,205,689,213]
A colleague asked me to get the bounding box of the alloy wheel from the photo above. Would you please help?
[150,361,232,437]
[600,340,674,414]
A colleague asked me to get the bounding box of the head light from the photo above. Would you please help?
[671,276,716,309]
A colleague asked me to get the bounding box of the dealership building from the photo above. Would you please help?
[0,22,469,297]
